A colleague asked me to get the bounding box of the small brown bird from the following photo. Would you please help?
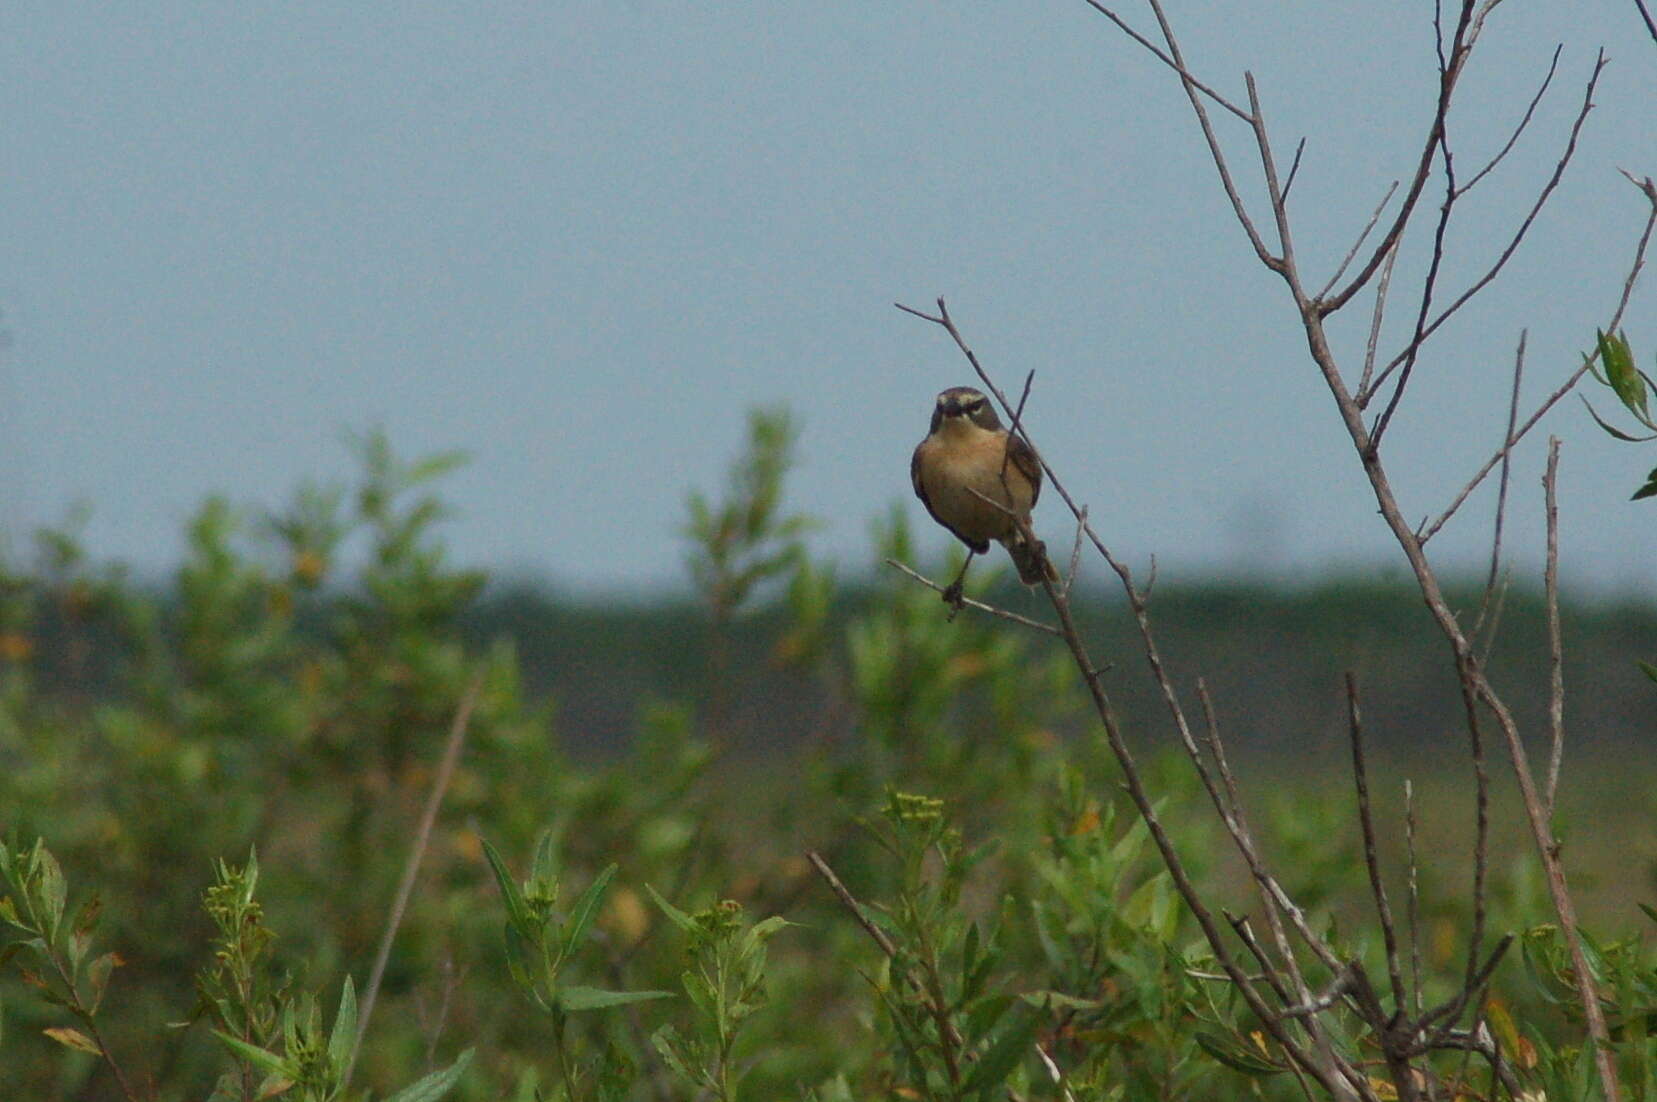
[911,385,1057,607]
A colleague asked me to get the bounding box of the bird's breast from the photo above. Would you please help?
[917,431,1036,542]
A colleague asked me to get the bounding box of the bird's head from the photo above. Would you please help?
[931,386,1001,433]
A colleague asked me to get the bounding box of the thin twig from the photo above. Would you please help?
[1368,53,1461,452]
[1473,331,1527,641]
[1356,241,1402,404]
[346,673,484,1088]
[1280,965,1359,1020]
[1281,136,1308,204]
[1404,781,1423,1016]
[1371,53,1608,410]
[883,558,1063,637]
[1061,504,1088,600]
[806,851,965,1058]
[1455,45,1561,199]
[1321,0,1478,315]
[1321,181,1400,306]
[1543,438,1565,815]
[1420,171,1656,544]
[1077,0,1253,121]
[1346,674,1406,1016]
[1633,0,1657,44]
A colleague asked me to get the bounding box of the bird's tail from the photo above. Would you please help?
[1003,530,1059,587]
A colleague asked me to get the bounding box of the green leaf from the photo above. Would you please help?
[35,846,67,944]
[1018,990,1102,1012]
[1580,396,1657,443]
[327,975,357,1072]
[85,951,121,1014]
[557,985,676,1012]
[1639,661,1657,685]
[643,884,698,934]
[213,1030,294,1078]
[960,1004,1042,1096]
[561,865,618,959]
[1632,469,1657,501]
[1600,330,1648,418]
[480,837,533,935]
[1194,1031,1284,1075]
[382,1047,475,1102]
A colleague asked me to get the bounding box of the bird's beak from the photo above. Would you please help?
[940,397,963,417]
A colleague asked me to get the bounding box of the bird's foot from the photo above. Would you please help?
[941,580,966,618]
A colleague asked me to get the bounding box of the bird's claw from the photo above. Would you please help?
[941,580,966,618]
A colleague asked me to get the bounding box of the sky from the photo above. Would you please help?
[2,2,1654,598]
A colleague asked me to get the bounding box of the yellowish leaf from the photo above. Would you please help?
[43,1027,102,1055]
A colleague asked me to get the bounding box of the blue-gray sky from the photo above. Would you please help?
[3,3,1654,595]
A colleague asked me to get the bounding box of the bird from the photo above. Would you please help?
[911,385,1057,609]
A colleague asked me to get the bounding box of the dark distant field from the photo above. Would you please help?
[467,573,1657,762]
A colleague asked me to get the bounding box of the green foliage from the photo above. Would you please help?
[1583,329,1657,497]
[646,892,789,1101]
[2,417,1656,1101]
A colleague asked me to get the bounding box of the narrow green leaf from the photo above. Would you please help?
[1194,1031,1283,1075]
[86,951,121,1014]
[1580,396,1657,443]
[1600,330,1648,417]
[1632,470,1657,501]
[480,837,533,935]
[738,915,794,959]
[1018,990,1102,1012]
[381,1047,475,1102]
[1638,661,1657,685]
[960,922,980,995]
[35,846,67,944]
[643,884,698,934]
[213,1030,294,1078]
[327,975,357,1071]
[561,865,618,958]
[960,1004,1042,1096]
[557,985,676,1012]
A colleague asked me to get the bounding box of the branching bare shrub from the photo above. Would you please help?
[889,2,1657,1098]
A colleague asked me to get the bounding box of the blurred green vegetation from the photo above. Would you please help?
[3,420,1656,1100]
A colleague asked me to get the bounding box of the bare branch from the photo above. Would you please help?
[1356,241,1402,403]
[1346,674,1407,1016]
[1455,45,1562,199]
[1321,181,1401,306]
[1077,0,1253,121]
[1368,70,1461,451]
[899,298,1369,1100]
[1370,53,1608,411]
[1543,438,1565,815]
[1137,0,1283,272]
[1404,781,1423,1016]
[1281,136,1308,204]
[1634,0,1657,44]
[1280,965,1359,1020]
[1061,504,1088,601]
[1473,331,1527,640]
[1320,0,1478,314]
[883,558,1064,638]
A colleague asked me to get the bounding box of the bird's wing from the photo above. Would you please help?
[1006,431,1044,509]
